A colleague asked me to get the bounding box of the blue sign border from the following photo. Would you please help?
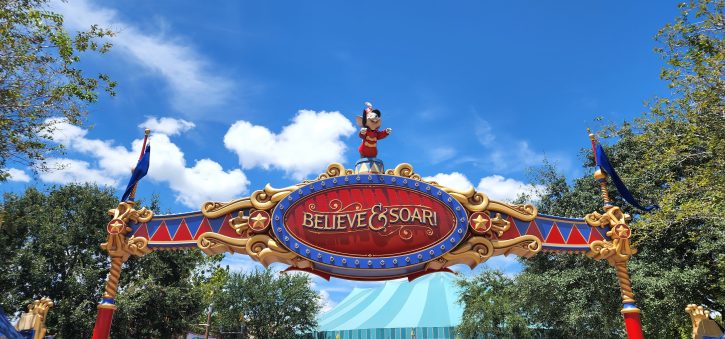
[271,174,469,274]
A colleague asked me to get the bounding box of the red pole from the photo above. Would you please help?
[92,129,150,339]
[92,302,116,339]
[622,307,644,339]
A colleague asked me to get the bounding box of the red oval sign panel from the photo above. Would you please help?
[284,186,457,257]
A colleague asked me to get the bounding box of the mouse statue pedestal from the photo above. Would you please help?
[355,157,385,174]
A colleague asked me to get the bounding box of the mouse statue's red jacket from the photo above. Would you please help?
[358,128,390,158]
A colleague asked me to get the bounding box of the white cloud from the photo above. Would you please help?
[39,158,119,187]
[428,146,457,163]
[316,285,337,314]
[476,175,542,202]
[44,118,249,209]
[224,110,356,180]
[168,156,249,208]
[474,117,495,146]
[423,172,474,191]
[467,116,572,175]
[483,256,522,277]
[6,168,31,182]
[426,172,542,202]
[54,0,233,115]
[46,118,136,177]
[139,117,195,136]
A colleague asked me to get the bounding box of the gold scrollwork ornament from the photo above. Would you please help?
[102,202,154,260]
[425,235,541,271]
[196,232,313,269]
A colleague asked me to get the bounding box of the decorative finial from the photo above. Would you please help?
[588,128,611,208]
[144,128,150,135]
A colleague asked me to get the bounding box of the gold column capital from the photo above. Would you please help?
[101,201,154,261]
[99,202,154,300]
[15,297,54,339]
[585,205,636,264]
[585,204,639,307]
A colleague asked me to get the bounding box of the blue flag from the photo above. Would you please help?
[0,306,24,339]
[121,143,151,202]
[595,143,658,212]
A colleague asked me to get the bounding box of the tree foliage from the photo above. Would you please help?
[0,185,116,338]
[205,268,321,339]
[0,0,116,180]
[509,1,724,337]
[456,270,531,338]
[0,185,218,338]
[110,251,221,338]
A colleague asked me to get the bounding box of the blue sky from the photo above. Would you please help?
[3,0,680,311]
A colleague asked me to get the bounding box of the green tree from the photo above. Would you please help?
[513,1,724,337]
[110,250,221,339]
[0,0,116,180]
[0,185,219,338]
[208,268,321,339]
[0,185,118,337]
[457,269,531,339]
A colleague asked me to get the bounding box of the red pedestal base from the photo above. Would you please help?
[622,310,644,339]
[92,304,116,339]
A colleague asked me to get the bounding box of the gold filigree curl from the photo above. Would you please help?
[195,232,313,269]
[426,235,541,271]
[101,233,152,260]
[317,163,354,179]
[489,212,510,236]
[585,206,635,263]
[107,201,153,228]
[197,232,249,255]
[229,211,249,235]
[15,297,54,339]
[386,163,423,181]
[250,184,300,210]
[488,201,537,221]
[246,234,309,268]
[585,205,631,228]
[202,184,300,218]
[102,202,154,260]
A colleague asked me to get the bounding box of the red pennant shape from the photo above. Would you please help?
[497,216,521,240]
[566,226,588,245]
[589,227,605,242]
[217,214,240,238]
[173,219,193,241]
[525,221,544,240]
[134,223,150,239]
[194,218,213,239]
[545,223,566,244]
[150,224,172,242]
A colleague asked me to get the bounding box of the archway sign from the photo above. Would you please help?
[91,132,644,339]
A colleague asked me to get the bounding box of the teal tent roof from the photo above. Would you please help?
[317,272,463,331]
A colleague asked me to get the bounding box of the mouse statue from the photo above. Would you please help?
[356,102,392,158]
[354,102,391,173]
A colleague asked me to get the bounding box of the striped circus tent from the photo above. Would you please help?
[313,273,463,339]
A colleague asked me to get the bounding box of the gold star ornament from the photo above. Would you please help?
[469,212,492,234]
[248,210,271,232]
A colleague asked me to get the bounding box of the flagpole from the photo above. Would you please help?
[92,129,151,339]
[588,129,612,208]
[128,128,150,202]
[588,129,644,339]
